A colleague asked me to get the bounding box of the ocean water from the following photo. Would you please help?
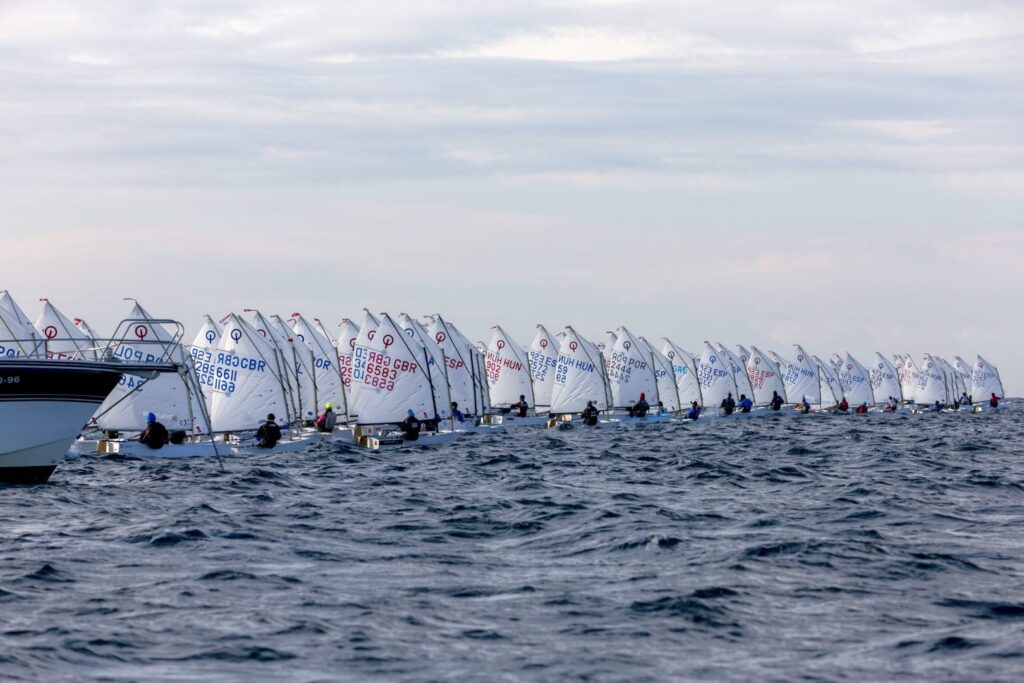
[2,410,1023,682]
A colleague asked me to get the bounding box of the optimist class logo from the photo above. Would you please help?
[43,325,58,339]
[134,325,149,340]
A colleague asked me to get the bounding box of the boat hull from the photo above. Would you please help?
[0,361,124,484]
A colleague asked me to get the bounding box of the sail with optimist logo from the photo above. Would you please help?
[486,325,535,410]
[838,353,873,407]
[640,336,680,413]
[607,326,658,410]
[35,299,98,360]
[207,313,294,432]
[550,327,610,414]
[348,313,441,425]
[528,325,560,412]
[869,352,902,404]
[93,302,209,434]
[778,345,820,407]
[661,339,702,407]
[746,346,786,406]
[697,341,737,409]
[971,355,1004,401]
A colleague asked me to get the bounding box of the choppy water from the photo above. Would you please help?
[3,410,1024,682]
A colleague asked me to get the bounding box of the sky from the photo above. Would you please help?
[2,1,1022,391]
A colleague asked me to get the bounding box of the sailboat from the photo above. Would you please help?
[486,325,546,427]
[838,353,873,411]
[746,346,787,408]
[549,326,615,427]
[81,302,220,458]
[869,352,905,411]
[777,345,820,411]
[35,299,98,361]
[662,339,703,411]
[898,356,921,406]
[204,313,313,453]
[528,325,560,415]
[289,312,347,429]
[697,341,738,416]
[348,313,459,449]
[639,336,681,415]
[815,356,843,410]
[971,355,1006,410]
[605,326,671,424]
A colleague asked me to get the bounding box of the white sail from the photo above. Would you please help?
[662,339,702,406]
[75,318,99,340]
[697,341,737,408]
[971,355,1004,400]
[869,353,902,404]
[290,313,346,417]
[916,354,947,406]
[953,356,974,391]
[486,325,534,409]
[781,345,820,406]
[829,353,844,369]
[839,353,873,406]
[942,358,966,398]
[337,316,364,400]
[717,342,755,401]
[241,311,302,421]
[95,303,209,433]
[746,346,786,405]
[189,315,222,398]
[528,325,560,411]
[550,327,609,413]
[35,299,97,360]
[428,315,478,415]
[270,314,318,422]
[640,337,680,412]
[348,313,439,424]
[447,321,491,415]
[208,314,295,431]
[607,326,658,409]
[347,311,381,422]
[0,291,44,357]
[815,356,842,408]
[898,356,921,402]
[398,314,451,419]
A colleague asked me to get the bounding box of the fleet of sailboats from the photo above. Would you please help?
[0,290,1014,476]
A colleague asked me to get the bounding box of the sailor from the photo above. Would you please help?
[256,413,282,448]
[888,396,899,412]
[838,397,849,412]
[990,393,1000,408]
[656,400,665,415]
[315,402,337,433]
[139,412,169,450]
[738,394,753,413]
[581,401,599,426]
[800,396,811,414]
[770,391,784,411]
[451,402,466,424]
[631,393,650,418]
[963,393,972,406]
[511,395,529,418]
[856,402,868,414]
[686,401,701,420]
[720,392,736,416]
[401,409,421,441]
[934,400,943,412]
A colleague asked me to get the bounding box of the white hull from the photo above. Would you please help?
[229,434,314,455]
[100,439,226,459]
[354,429,460,451]
[455,423,507,434]
[1,399,101,482]
[497,415,550,428]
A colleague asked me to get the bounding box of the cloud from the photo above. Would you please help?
[1,0,1022,389]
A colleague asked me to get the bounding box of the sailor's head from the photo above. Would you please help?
[325,402,333,411]
[451,402,458,409]
[639,393,645,400]
[407,409,415,418]
[519,395,525,400]
[861,402,867,407]
[586,400,593,407]
[147,412,157,423]
[727,392,733,398]
[992,393,997,398]
[266,413,276,422]
[740,394,746,401]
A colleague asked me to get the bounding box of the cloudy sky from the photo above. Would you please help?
[2,1,1022,389]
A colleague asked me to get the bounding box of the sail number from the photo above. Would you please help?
[0,375,21,384]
